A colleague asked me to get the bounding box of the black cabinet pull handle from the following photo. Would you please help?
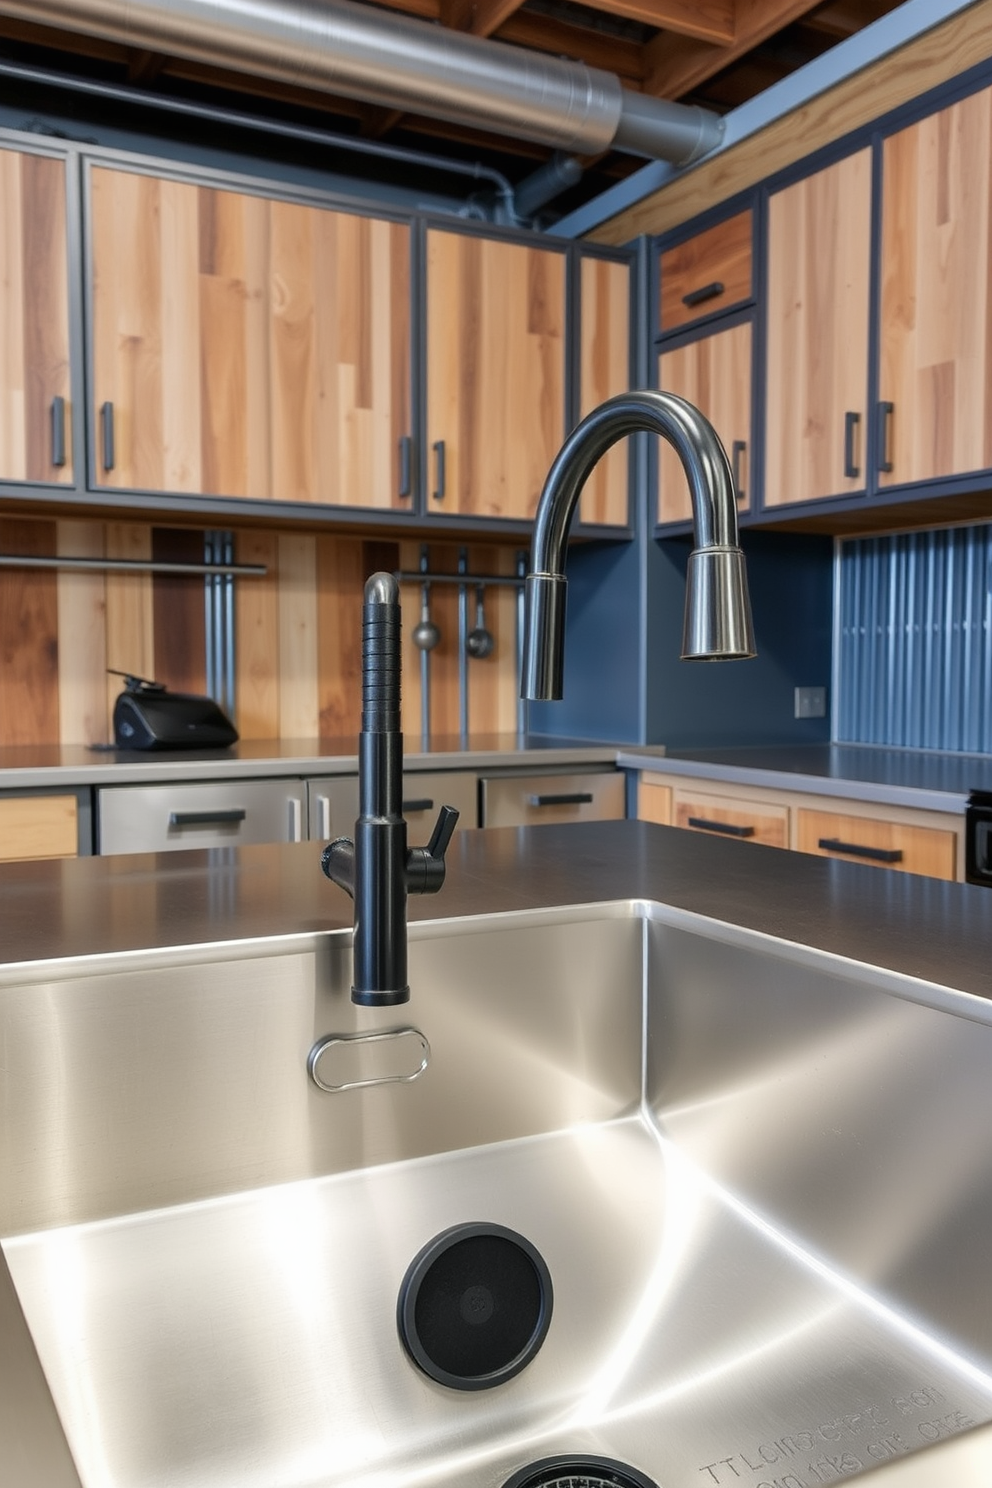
[402,797,434,813]
[817,836,903,864]
[51,396,67,468]
[681,280,724,308]
[528,791,594,807]
[844,410,861,478]
[432,439,446,501]
[731,439,746,502]
[877,401,894,474]
[398,435,412,498]
[169,808,248,828]
[687,815,755,838]
[100,400,115,472]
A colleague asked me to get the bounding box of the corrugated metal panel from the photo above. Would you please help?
[836,524,992,754]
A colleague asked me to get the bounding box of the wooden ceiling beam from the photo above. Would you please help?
[496,13,646,82]
[642,0,830,98]
[569,0,735,45]
[439,0,526,37]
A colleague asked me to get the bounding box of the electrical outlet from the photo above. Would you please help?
[795,686,827,719]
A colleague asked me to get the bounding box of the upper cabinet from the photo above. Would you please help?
[878,86,992,487]
[577,252,631,528]
[424,227,566,523]
[659,209,752,333]
[88,164,412,510]
[764,148,872,507]
[658,321,751,523]
[0,146,73,487]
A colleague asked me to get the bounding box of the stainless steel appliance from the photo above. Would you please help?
[965,789,992,885]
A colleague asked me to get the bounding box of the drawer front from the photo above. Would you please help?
[673,789,788,848]
[796,808,957,880]
[481,770,625,828]
[98,780,306,855]
[637,778,673,826]
[308,771,478,840]
[0,795,79,861]
[659,210,753,331]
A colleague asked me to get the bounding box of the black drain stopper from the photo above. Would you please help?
[502,1457,660,1488]
[397,1221,553,1390]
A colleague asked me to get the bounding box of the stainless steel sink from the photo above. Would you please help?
[3,900,992,1488]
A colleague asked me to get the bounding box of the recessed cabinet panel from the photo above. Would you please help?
[89,166,411,508]
[0,148,73,486]
[764,148,872,506]
[879,87,992,486]
[425,229,566,521]
[578,255,630,527]
[658,322,751,524]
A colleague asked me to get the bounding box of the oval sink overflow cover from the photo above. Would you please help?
[396,1221,553,1389]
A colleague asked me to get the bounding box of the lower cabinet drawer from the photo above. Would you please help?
[97,779,306,855]
[0,794,79,861]
[481,770,625,828]
[796,808,958,880]
[308,771,478,840]
[673,789,789,848]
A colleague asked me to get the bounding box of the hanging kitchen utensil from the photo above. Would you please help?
[466,585,495,658]
[411,582,441,652]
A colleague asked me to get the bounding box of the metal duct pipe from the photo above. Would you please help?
[5,0,724,164]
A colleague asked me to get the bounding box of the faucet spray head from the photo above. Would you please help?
[681,546,755,661]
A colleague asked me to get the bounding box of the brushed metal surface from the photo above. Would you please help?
[481,770,625,827]
[4,900,992,1487]
[97,778,308,854]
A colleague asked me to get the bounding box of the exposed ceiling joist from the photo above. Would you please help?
[643,0,830,98]
[495,11,647,81]
[576,0,735,45]
[440,0,527,35]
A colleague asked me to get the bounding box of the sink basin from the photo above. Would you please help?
[2,900,992,1488]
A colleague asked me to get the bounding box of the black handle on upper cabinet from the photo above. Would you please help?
[100,400,115,472]
[844,410,860,478]
[681,281,724,309]
[398,435,412,499]
[528,792,594,807]
[731,440,746,503]
[818,837,902,864]
[432,439,446,502]
[877,401,894,474]
[687,816,756,838]
[51,396,67,468]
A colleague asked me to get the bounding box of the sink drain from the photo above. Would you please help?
[397,1222,552,1390]
[502,1458,659,1488]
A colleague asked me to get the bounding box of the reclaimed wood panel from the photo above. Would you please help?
[104,523,154,724]
[796,807,957,880]
[234,529,280,740]
[0,796,78,861]
[578,256,630,527]
[315,535,365,739]
[658,322,751,523]
[276,532,319,739]
[56,520,108,746]
[659,210,752,331]
[765,148,872,506]
[0,148,72,484]
[426,229,566,521]
[880,88,992,485]
[151,527,207,695]
[0,519,60,746]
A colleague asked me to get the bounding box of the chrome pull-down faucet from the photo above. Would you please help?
[322,572,458,1006]
[522,390,756,700]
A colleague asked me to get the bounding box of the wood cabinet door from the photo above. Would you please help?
[0,148,73,485]
[765,148,872,506]
[89,166,411,507]
[659,209,752,332]
[879,86,992,486]
[577,254,630,527]
[657,321,751,524]
[425,228,566,521]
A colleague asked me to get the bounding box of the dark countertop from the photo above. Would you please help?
[1,820,989,1001]
[617,742,992,813]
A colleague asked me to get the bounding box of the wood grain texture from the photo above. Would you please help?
[0,148,71,484]
[589,1,992,244]
[233,529,280,740]
[796,807,957,879]
[659,210,752,330]
[0,519,59,746]
[765,148,872,506]
[658,321,751,522]
[104,523,154,725]
[426,229,566,520]
[879,86,992,485]
[0,796,78,861]
[637,778,673,825]
[151,527,207,694]
[56,520,108,746]
[674,788,789,848]
[578,256,630,526]
[276,532,319,739]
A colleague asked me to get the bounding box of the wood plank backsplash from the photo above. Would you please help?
[0,516,524,747]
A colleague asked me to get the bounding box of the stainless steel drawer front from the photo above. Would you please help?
[307,770,478,841]
[97,780,306,855]
[481,770,624,828]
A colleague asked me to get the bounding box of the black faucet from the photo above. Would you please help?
[321,572,459,1005]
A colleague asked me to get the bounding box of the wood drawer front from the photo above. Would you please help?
[0,795,78,861]
[673,789,788,848]
[637,779,673,826]
[796,809,957,880]
[481,770,625,829]
[659,211,753,331]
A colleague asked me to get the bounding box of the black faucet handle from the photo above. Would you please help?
[406,804,459,896]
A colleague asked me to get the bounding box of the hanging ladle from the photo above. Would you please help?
[411,582,441,652]
[466,585,495,659]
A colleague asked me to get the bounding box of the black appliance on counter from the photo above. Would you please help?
[111,671,238,751]
[965,790,992,886]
